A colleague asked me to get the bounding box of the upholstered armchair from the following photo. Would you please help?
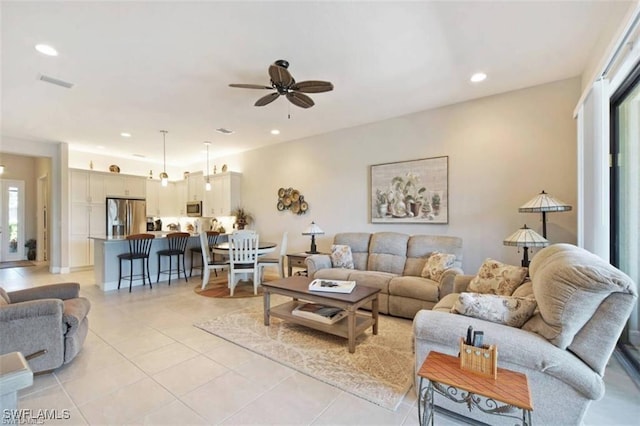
[0,283,90,373]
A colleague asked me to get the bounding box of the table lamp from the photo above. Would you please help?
[518,190,572,239]
[302,221,324,254]
[503,224,548,268]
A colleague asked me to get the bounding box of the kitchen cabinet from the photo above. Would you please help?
[174,180,187,216]
[203,172,241,217]
[146,179,160,216]
[104,174,146,198]
[70,169,106,203]
[187,172,204,202]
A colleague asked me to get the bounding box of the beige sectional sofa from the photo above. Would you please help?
[305,232,463,319]
[413,244,638,425]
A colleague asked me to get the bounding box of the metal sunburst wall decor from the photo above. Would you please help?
[277,187,308,215]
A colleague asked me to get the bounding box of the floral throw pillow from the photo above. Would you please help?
[330,244,354,269]
[468,258,528,296]
[451,292,537,328]
[420,252,456,282]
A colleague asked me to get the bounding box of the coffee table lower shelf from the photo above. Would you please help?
[269,300,375,338]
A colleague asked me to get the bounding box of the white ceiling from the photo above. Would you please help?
[1,1,631,168]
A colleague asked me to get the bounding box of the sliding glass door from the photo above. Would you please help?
[611,62,640,369]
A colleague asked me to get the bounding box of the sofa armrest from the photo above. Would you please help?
[8,283,80,303]
[306,254,332,278]
[439,267,464,298]
[63,297,91,336]
[452,274,474,294]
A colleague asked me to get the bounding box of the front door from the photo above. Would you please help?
[0,179,26,262]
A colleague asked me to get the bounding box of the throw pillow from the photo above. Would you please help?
[451,292,538,328]
[330,244,354,269]
[468,258,528,296]
[420,252,456,282]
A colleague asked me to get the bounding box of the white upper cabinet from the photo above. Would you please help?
[174,180,187,216]
[146,179,160,216]
[104,174,146,198]
[187,172,204,202]
[203,172,241,217]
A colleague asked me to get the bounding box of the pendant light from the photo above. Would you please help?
[204,141,211,191]
[159,130,169,187]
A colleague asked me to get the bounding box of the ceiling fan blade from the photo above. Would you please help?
[254,92,280,107]
[286,92,314,109]
[229,83,272,89]
[269,64,294,87]
[291,80,334,93]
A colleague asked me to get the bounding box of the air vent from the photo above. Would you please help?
[38,74,74,89]
[132,154,146,158]
[215,128,234,135]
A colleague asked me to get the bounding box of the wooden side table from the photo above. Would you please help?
[417,351,533,426]
[286,252,329,277]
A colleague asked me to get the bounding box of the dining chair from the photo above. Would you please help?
[200,231,229,289]
[228,230,260,296]
[117,233,155,292]
[258,231,287,283]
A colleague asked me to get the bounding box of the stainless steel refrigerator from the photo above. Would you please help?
[106,197,147,237]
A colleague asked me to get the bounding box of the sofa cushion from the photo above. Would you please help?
[389,276,440,304]
[421,252,456,282]
[403,235,463,276]
[347,270,396,294]
[367,232,409,275]
[468,258,528,296]
[452,292,537,328]
[314,268,353,281]
[330,245,354,269]
[522,243,636,349]
[334,233,372,271]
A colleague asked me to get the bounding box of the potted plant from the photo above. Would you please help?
[375,189,389,218]
[230,207,254,230]
[25,239,36,261]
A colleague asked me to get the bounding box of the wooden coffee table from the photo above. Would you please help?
[262,276,380,353]
[417,351,533,425]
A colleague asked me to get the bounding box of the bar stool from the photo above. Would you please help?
[189,231,221,277]
[118,233,155,292]
[157,232,190,285]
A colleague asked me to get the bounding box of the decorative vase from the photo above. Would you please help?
[236,219,246,230]
[410,202,422,218]
[378,203,388,218]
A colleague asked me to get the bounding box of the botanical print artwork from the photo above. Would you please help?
[371,156,448,224]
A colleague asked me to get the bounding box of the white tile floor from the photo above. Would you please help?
[3,264,639,425]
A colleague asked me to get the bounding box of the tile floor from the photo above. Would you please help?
[2,264,639,425]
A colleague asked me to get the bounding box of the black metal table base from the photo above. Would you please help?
[418,377,532,426]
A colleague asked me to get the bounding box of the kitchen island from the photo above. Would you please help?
[90,232,226,291]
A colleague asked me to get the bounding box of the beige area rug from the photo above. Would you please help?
[194,308,414,410]
[0,260,35,269]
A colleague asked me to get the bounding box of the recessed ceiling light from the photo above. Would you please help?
[270,129,280,135]
[97,145,105,150]
[470,72,487,83]
[35,44,58,56]
[120,132,131,138]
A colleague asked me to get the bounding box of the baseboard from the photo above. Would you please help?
[629,330,640,345]
[50,266,70,274]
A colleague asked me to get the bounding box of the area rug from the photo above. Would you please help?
[0,260,35,269]
[195,272,280,298]
[194,308,414,410]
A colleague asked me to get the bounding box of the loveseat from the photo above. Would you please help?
[0,283,90,373]
[306,232,463,318]
[413,244,637,425]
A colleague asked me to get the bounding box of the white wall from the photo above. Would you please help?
[207,78,580,273]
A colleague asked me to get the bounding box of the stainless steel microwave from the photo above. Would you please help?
[186,201,202,217]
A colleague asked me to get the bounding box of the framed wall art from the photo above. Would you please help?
[370,156,448,224]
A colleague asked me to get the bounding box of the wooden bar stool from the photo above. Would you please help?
[189,231,221,277]
[157,232,190,285]
[117,233,155,292]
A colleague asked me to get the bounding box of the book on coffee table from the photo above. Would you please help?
[292,303,348,324]
[308,279,356,294]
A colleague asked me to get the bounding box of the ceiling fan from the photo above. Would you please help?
[229,60,333,109]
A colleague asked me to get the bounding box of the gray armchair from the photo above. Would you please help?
[0,283,90,373]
